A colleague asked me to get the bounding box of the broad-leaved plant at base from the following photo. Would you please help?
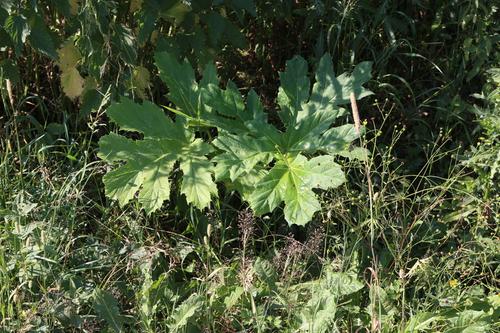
[98,52,372,225]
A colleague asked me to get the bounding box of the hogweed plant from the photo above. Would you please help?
[98,52,372,225]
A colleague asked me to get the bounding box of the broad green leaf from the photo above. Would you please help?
[206,80,246,118]
[106,97,183,139]
[324,271,364,296]
[403,312,440,332]
[206,85,283,140]
[179,155,218,209]
[212,133,274,181]
[98,99,216,213]
[230,167,267,200]
[93,288,124,333]
[445,310,491,333]
[27,14,57,59]
[304,156,346,190]
[283,186,321,227]
[155,52,200,117]
[137,156,175,213]
[224,286,244,309]
[247,154,331,225]
[337,146,370,161]
[246,88,268,125]
[277,55,310,126]
[284,54,369,151]
[150,51,372,225]
[99,134,176,213]
[284,101,339,152]
[318,124,360,154]
[247,153,347,225]
[247,157,293,216]
[102,160,144,206]
[299,291,337,333]
[60,67,84,100]
[308,54,372,108]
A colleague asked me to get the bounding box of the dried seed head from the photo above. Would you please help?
[237,208,255,247]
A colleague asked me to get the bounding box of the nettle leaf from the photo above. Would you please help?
[4,14,29,56]
[98,97,216,213]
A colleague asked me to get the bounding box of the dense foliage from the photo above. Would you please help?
[1,0,498,332]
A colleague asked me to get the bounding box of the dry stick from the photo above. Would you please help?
[351,93,379,332]
[6,79,14,109]
[350,92,361,135]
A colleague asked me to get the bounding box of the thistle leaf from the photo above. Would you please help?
[167,294,204,332]
[93,288,124,333]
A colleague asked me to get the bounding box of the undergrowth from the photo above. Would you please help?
[1,0,498,332]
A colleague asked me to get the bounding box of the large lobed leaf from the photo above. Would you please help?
[203,53,371,225]
[247,154,345,226]
[99,52,371,224]
[98,97,217,214]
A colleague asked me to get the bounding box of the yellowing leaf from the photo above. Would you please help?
[163,2,191,24]
[129,0,143,12]
[57,41,81,70]
[131,66,151,99]
[150,30,159,44]
[69,0,80,16]
[61,67,84,100]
